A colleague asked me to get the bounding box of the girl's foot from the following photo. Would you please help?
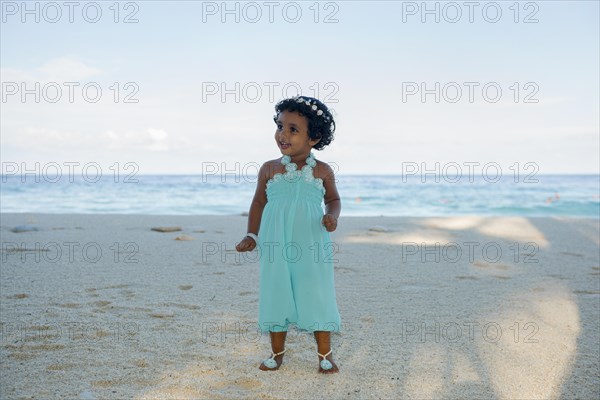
[317,350,339,374]
[259,349,285,371]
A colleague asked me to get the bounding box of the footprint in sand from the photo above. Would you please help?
[178,285,193,291]
[360,315,375,324]
[46,363,75,371]
[120,290,136,298]
[104,283,129,289]
[455,275,479,280]
[91,379,122,389]
[92,300,112,307]
[548,274,568,280]
[560,251,583,257]
[149,312,175,318]
[334,266,358,273]
[471,260,512,280]
[573,290,600,295]
[59,303,82,308]
[85,288,101,298]
[229,377,263,390]
[134,359,149,368]
[169,303,201,310]
[472,260,511,271]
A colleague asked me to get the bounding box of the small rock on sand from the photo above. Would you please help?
[174,235,194,241]
[369,226,392,232]
[151,226,182,233]
[11,225,39,233]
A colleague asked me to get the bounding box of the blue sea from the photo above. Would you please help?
[1,174,598,217]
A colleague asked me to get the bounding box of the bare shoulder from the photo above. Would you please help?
[261,158,285,180]
[314,159,336,181]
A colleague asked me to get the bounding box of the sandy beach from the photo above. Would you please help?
[1,213,598,399]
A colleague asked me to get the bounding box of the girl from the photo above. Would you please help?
[236,96,341,374]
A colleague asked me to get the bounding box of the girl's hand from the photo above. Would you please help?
[322,214,338,232]
[236,236,257,252]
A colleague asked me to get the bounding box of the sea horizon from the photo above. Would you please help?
[2,173,598,218]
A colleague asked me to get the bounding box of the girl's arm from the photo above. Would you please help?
[236,162,269,251]
[320,162,341,232]
[246,164,268,234]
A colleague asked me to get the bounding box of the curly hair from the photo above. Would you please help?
[273,96,336,150]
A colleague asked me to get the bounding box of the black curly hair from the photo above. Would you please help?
[273,96,336,150]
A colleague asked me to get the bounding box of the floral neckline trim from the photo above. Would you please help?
[281,152,317,170]
[266,152,325,194]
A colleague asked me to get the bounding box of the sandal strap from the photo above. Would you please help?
[269,349,286,359]
[317,349,332,359]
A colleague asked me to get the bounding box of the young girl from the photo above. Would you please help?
[236,96,341,374]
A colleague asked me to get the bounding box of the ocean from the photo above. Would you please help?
[1,174,598,217]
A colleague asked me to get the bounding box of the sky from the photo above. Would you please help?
[1,0,599,176]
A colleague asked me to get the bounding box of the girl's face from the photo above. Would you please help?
[274,110,320,157]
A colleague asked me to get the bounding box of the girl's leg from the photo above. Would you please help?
[259,331,287,371]
[314,330,339,373]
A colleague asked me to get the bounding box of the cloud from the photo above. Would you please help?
[101,128,171,152]
[1,56,102,83]
[2,126,173,153]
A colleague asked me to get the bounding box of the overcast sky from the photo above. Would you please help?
[1,1,598,176]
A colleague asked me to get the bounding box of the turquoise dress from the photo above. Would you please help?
[257,152,341,333]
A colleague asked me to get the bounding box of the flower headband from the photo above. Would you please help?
[294,96,332,122]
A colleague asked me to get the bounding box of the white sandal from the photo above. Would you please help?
[262,349,286,369]
[317,349,333,370]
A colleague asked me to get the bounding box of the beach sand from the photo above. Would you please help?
[1,213,598,399]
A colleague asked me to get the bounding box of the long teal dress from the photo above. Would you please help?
[257,152,341,333]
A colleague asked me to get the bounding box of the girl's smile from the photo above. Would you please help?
[274,110,320,158]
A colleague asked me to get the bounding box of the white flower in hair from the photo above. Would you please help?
[312,105,317,110]
[305,100,311,106]
[317,110,323,116]
[296,97,304,103]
